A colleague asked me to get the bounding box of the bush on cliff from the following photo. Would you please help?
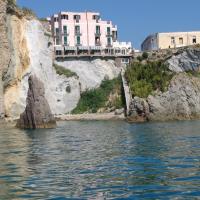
[7,0,16,6]
[125,61,174,98]
[72,77,125,114]
[53,63,78,78]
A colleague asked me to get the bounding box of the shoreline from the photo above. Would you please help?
[55,113,126,121]
[2,113,126,124]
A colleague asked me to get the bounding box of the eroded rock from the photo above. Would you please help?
[16,75,56,129]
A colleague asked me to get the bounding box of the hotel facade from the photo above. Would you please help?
[141,31,200,51]
[47,11,132,58]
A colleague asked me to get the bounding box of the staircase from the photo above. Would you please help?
[0,71,4,118]
[121,67,132,116]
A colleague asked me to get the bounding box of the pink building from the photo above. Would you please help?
[47,11,132,57]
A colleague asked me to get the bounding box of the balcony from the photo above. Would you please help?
[62,31,69,36]
[106,32,112,37]
[63,42,70,46]
[95,32,101,37]
[75,43,82,47]
[75,31,82,36]
[95,42,101,46]
[106,44,113,48]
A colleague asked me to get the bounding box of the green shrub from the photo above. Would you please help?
[53,63,77,78]
[142,52,149,60]
[21,7,36,17]
[137,56,143,62]
[186,70,200,78]
[72,77,125,114]
[7,0,16,6]
[125,61,174,98]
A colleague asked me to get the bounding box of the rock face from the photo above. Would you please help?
[167,47,200,72]
[0,0,11,118]
[16,75,56,129]
[2,13,119,118]
[129,73,200,121]
[55,58,120,92]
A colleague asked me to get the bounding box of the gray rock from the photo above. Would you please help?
[128,73,200,122]
[115,108,124,115]
[167,47,200,72]
[16,75,56,129]
[128,96,149,122]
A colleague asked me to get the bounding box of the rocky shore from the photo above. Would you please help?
[128,46,200,122]
[55,113,125,121]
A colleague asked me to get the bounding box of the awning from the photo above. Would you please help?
[90,46,103,50]
[78,46,89,50]
[55,46,63,51]
[64,46,76,50]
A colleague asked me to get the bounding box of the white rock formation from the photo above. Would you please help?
[3,16,120,118]
[56,58,120,92]
[4,18,80,117]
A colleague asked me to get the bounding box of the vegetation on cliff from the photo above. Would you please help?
[125,61,174,98]
[72,76,125,114]
[53,63,78,78]
[7,0,36,18]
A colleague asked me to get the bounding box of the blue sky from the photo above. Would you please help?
[18,0,200,49]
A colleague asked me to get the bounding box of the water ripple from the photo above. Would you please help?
[0,120,200,199]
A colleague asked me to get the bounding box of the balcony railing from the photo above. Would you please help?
[106,44,113,48]
[95,42,101,46]
[106,32,112,37]
[76,43,82,46]
[63,42,70,46]
[62,29,69,35]
[75,31,82,36]
[95,31,101,36]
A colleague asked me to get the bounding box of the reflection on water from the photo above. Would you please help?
[0,120,200,199]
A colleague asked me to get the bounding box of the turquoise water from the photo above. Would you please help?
[0,120,200,200]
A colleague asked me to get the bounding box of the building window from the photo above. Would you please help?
[193,36,197,44]
[75,26,81,35]
[55,38,60,45]
[122,49,126,55]
[112,31,117,42]
[107,37,112,46]
[179,37,183,45]
[63,26,67,34]
[107,27,111,35]
[54,17,58,22]
[121,58,129,64]
[55,28,59,36]
[96,26,100,34]
[171,37,175,45]
[74,15,81,22]
[76,36,81,45]
[93,15,100,20]
[61,14,68,20]
[64,36,68,45]
[56,50,62,55]
[95,37,100,46]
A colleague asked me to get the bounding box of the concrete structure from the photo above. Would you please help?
[47,11,132,63]
[141,31,200,51]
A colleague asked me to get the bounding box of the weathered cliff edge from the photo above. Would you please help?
[16,75,56,129]
[0,1,120,119]
[128,47,200,122]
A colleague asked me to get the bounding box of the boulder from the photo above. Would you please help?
[167,47,200,72]
[16,75,56,129]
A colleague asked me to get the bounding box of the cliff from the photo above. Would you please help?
[0,1,120,119]
[128,46,200,122]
